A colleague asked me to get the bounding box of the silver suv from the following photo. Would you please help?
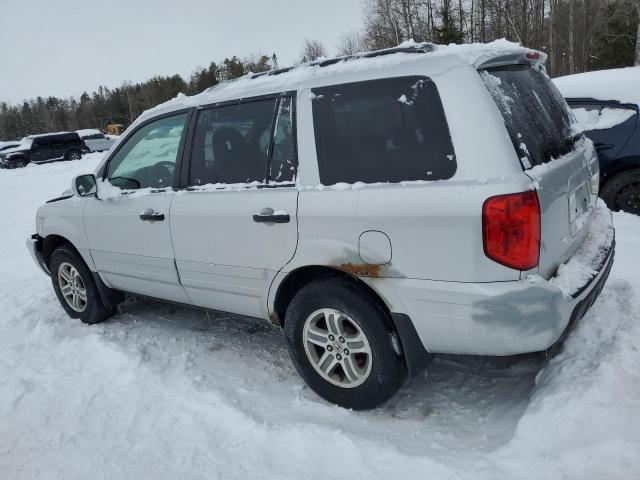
[27,43,615,409]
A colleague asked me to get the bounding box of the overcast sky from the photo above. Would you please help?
[0,0,363,105]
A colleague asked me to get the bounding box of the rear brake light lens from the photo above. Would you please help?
[526,51,540,61]
[482,191,540,270]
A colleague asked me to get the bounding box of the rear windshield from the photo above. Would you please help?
[311,76,456,185]
[480,65,574,168]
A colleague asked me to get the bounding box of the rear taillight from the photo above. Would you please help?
[482,191,540,270]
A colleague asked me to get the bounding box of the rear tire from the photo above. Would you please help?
[600,169,640,215]
[65,149,82,161]
[50,245,115,324]
[284,277,406,410]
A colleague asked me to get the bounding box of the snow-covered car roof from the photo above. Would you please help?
[553,67,640,107]
[76,129,103,137]
[25,131,78,139]
[137,40,543,125]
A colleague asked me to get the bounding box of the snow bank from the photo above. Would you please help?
[495,213,640,479]
[553,67,640,106]
[1,155,639,479]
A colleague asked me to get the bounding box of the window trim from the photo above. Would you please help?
[100,108,194,191]
[179,91,298,189]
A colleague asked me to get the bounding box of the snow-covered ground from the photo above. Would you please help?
[1,154,639,479]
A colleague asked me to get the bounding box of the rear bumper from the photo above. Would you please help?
[366,220,615,356]
[26,234,50,276]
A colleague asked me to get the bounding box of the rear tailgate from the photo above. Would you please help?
[481,63,599,279]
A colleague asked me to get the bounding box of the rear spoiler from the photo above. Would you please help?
[477,50,547,70]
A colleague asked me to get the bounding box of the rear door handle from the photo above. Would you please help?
[253,207,290,224]
[139,208,165,222]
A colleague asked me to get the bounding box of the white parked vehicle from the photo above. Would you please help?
[76,129,116,152]
[27,41,615,409]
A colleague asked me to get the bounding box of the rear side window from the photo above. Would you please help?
[311,76,456,185]
[480,65,574,168]
[189,96,296,186]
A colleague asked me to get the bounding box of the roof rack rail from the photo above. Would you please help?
[250,42,436,80]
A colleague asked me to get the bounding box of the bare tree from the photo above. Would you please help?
[300,38,327,63]
[337,31,366,56]
[568,0,575,74]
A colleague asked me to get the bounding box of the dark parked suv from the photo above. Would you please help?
[554,68,640,215]
[0,132,86,169]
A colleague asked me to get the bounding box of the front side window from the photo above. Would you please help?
[34,138,51,149]
[311,76,456,185]
[189,98,288,186]
[64,134,79,145]
[50,136,65,147]
[107,113,187,189]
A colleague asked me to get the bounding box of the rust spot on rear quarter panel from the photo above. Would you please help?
[336,263,382,278]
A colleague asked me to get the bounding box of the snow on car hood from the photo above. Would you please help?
[0,138,32,155]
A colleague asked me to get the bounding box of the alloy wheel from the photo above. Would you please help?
[302,308,372,388]
[57,262,87,312]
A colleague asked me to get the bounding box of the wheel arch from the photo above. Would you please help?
[6,153,29,165]
[65,148,82,159]
[272,265,392,328]
[42,234,83,270]
[271,265,432,377]
[43,233,123,309]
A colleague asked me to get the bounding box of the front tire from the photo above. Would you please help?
[50,245,114,324]
[7,157,28,168]
[284,277,406,410]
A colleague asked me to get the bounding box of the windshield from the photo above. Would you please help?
[19,138,33,149]
[480,65,575,168]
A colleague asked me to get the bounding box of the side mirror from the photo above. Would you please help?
[73,174,97,197]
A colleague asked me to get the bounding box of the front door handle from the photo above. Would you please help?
[253,207,290,224]
[139,208,165,222]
